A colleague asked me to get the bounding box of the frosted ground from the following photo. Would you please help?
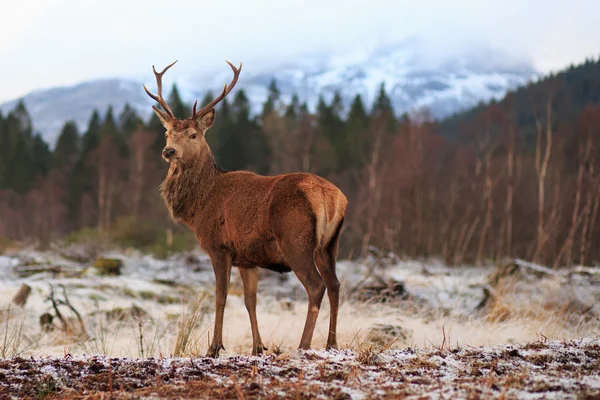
[1,246,599,398]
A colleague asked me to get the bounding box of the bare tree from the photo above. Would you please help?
[532,94,554,263]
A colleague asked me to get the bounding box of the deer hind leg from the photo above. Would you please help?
[315,219,344,350]
[293,257,326,350]
[238,266,267,355]
[276,233,325,349]
[270,198,326,349]
[207,253,232,358]
[315,253,339,349]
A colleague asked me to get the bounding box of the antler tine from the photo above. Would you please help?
[143,60,178,119]
[191,60,242,119]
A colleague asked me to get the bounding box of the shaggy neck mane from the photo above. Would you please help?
[159,148,219,224]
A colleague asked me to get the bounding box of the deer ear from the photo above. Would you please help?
[196,109,216,132]
[152,106,171,127]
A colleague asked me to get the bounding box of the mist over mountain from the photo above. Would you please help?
[0,39,538,147]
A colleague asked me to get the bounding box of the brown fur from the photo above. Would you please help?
[146,61,347,357]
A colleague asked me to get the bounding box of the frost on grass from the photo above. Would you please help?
[0,339,599,399]
[0,247,599,358]
[1,247,600,398]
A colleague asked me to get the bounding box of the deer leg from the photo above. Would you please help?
[278,240,326,349]
[272,204,326,349]
[315,250,340,350]
[207,254,232,358]
[239,267,266,355]
[315,219,344,350]
[295,262,326,349]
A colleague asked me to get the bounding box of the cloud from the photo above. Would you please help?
[0,0,64,57]
[1,0,599,102]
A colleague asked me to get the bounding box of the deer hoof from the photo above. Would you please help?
[206,343,224,358]
[252,344,268,356]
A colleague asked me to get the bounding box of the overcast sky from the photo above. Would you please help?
[1,0,599,103]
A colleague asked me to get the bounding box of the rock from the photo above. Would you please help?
[93,258,123,276]
[488,259,557,288]
[369,324,412,346]
[40,313,54,332]
[14,264,64,278]
[104,305,149,322]
[356,277,410,303]
[12,284,31,307]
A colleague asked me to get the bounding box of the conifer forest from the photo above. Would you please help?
[2,59,600,267]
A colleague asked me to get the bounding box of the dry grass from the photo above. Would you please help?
[2,288,597,361]
[1,253,599,399]
[1,252,597,361]
[0,302,39,359]
[173,292,209,356]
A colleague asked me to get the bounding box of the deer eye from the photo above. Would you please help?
[190,133,197,140]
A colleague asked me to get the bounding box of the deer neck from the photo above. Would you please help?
[159,148,219,224]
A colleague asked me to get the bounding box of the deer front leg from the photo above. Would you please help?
[207,254,232,358]
[239,267,267,355]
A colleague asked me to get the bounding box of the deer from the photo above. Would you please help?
[143,60,348,357]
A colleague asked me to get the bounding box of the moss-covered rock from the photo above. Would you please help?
[93,258,123,276]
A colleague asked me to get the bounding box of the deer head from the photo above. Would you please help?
[143,60,242,164]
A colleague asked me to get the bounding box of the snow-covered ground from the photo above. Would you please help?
[1,339,599,399]
[1,246,598,361]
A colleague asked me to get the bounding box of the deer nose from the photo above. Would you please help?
[162,147,175,159]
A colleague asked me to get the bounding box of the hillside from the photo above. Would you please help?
[0,39,536,147]
[441,57,600,136]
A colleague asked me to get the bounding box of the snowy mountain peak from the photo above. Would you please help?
[1,40,538,147]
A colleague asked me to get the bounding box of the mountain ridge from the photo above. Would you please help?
[0,40,538,147]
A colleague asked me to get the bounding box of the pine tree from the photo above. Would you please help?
[234,90,271,173]
[284,93,300,125]
[0,110,8,189]
[100,106,118,137]
[211,97,234,169]
[54,121,80,169]
[100,106,127,154]
[118,103,143,136]
[31,134,52,179]
[371,82,396,132]
[81,110,102,158]
[330,92,344,116]
[317,92,346,172]
[51,121,80,228]
[216,92,249,171]
[6,134,33,193]
[372,83,394,117]
[1,102,41,193]
[232,90,251,124]
[262,79,281,118]
[168,84,188,119]
[11,100,33,138]
[316,95,328,120]
[70,110,102,228]
[343,94,370,170]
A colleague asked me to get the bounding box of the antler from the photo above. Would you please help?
[191,60,242,119]
[143,60,178,119]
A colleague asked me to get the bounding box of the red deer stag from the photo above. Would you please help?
[144,60,348,357]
